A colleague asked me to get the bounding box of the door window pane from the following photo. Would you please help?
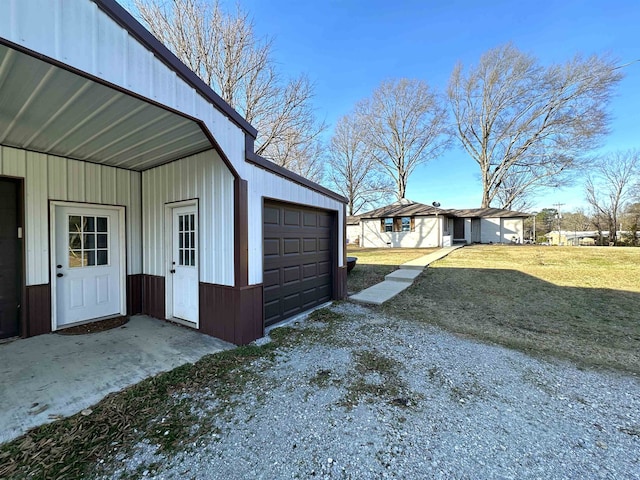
[84,217,95,232]
[69,250,85,268]
[97,250,108,265]
[69,234,81,250]
[69,216,82,233]
[84,234,95,249]
[97,217,108,232]
[97,234,108,249]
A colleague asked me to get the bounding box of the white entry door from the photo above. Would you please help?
[54,205,123,327]
[171,205,199,323]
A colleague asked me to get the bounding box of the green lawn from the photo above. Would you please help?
[382,245,640,374]
[346,246,436,293]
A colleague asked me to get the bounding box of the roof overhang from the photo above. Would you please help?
[0,40,213,171]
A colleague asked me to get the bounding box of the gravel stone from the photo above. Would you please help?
[102,302,640,479]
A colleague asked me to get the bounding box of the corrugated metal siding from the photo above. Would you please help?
[0,145,142,285]
[245,164,345,285]
[142,150,235,285]
[2,0,246,173]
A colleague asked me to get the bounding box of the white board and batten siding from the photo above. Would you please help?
[142,150,235,286]
[1,0,246,174]
[245,164,345,286]
[360,217,442,248]
[0,145,142,286]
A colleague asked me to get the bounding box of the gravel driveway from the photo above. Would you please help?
[101,303,640,479]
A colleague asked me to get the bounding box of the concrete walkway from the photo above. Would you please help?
[0,315,233,444]
[349,245,464,305]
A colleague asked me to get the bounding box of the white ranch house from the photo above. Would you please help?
[353,199,527,248]
[0,0,347,345]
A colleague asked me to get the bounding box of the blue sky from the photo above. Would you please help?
[125,1,639,213]
[237,0,639,213]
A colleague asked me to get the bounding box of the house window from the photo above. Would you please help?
[384,218,393,232]
[401,217,411,232]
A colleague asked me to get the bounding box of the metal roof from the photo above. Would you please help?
[0,43,211,171]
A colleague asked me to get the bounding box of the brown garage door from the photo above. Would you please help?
[263,201,334,327]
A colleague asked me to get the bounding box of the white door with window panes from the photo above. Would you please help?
[54,205,122,327]
[171,205,199,323]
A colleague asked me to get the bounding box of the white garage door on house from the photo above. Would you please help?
[263,200,334,327]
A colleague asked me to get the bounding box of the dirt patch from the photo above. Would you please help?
[56,316,129,335]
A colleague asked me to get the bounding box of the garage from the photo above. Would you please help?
[263,200,335,327]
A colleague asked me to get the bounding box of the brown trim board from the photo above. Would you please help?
[25,284,52,337]
[142,274,165,320]
[234,179,249,287]
[126,274,143,315]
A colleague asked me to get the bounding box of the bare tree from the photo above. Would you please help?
[448,43,623,208]
[586,150,639,244]
[356,79,450,199]
[327,113,393,215]
[134,0,325,182]
[621,202,640,245]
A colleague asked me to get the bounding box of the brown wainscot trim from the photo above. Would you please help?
[126,274,144,316]
[199,282,263,345]
[142,274,165,320]
[25,284,52,337]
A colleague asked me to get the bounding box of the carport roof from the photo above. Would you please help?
[0,42,212,172]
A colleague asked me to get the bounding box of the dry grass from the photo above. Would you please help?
[382,245,640,375]
[346,246,436,293]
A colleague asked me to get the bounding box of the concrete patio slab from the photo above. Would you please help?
[0,315,233,444]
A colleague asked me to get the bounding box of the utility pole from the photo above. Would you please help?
[554,203,565,245]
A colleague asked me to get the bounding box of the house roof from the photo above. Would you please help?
[450,207,531,218]
[359,199,447,219]
[346,215,361,225]
[359,199,530,220]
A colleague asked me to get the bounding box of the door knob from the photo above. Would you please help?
[56,264,62,269]
[170,269,176,274]
[56,273,64,278]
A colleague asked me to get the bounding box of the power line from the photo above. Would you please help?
[613,58,640,70]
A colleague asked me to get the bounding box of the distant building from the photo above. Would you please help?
[351,199,529,248]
